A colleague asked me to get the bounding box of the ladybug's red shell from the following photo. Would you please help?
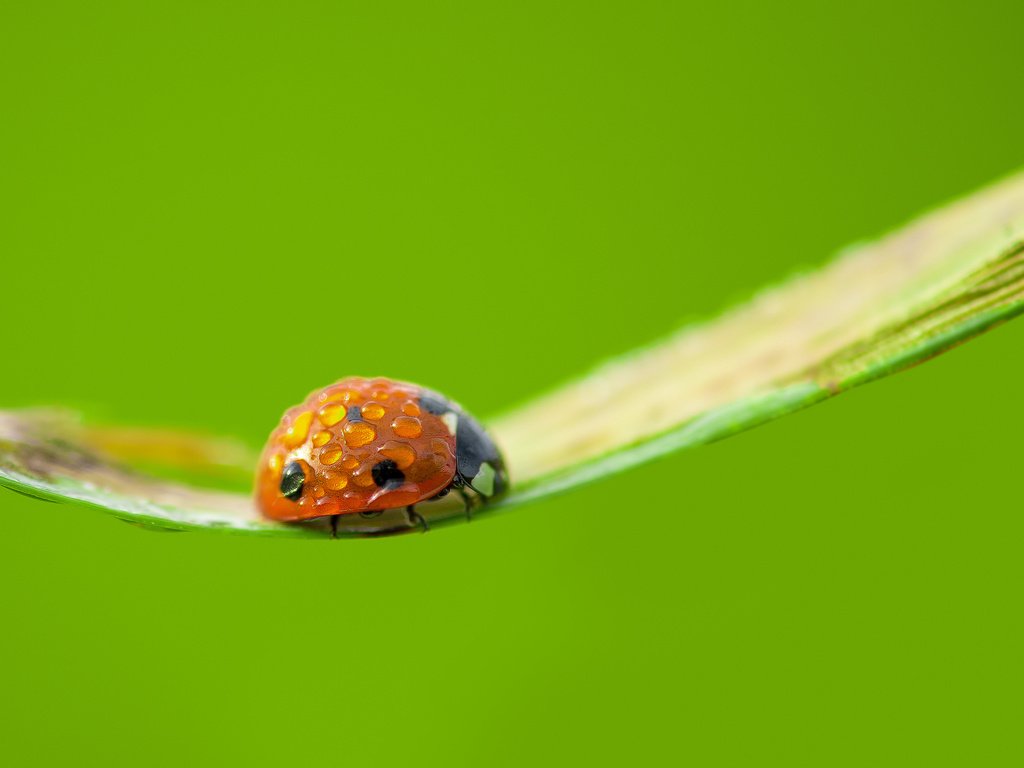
[257,377,458,522]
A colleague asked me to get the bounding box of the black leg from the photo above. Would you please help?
[406,505,429,533]
[330,515,339,538]
[455,472,489,522]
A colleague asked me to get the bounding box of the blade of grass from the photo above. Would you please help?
[492,172,1024,498]
[3,171,1024,536]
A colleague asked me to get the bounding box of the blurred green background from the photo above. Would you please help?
[2,1,1022,765]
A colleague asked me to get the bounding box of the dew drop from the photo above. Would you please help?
[320,449,343,466]
[361,402,386,421]
[392,416,422,439]
[282,411,313,448]
[378,440,416,470]
[353,467,376,487]
[318,404,346,427]
[323,471,348,491]
[344,421,377,447]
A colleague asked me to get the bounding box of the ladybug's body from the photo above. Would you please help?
[256,377,507,533]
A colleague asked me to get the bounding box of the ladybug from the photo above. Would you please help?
[256,377,507,535]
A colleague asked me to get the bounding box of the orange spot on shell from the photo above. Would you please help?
[318,404,346,427]
[282,411,313,448]
[401,401,420,417]
[312,485,326,499]
[344,421,376,447]
[361,402,386,420]
[320,449,343,466]
[312,430,331,448]
[341,456,359,470]
[379,441,416,470]
[323,471,348,491]
[392,416,422,439]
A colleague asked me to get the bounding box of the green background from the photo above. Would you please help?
[2,2,1022,764]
